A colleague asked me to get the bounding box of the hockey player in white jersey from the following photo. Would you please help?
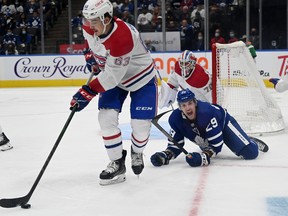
[159,50,214,109]
[70,0,157,185]
[0,124,13,151]
[269,75,288,93]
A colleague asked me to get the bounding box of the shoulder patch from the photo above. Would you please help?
[103,20,134,57]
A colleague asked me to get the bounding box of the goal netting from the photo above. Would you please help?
[212,41,285,135]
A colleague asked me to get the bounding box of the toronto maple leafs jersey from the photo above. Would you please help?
[167,62,212,102]
[167,100,231,157]
[82,18,156,93]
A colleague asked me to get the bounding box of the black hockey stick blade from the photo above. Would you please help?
[0,195,29,208]
[0,106,78,208]
[152,110,190,156]
[0,72,94,209]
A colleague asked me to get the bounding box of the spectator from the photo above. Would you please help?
[166,20,179,32]
[24,0,39,17]
[193,31,204,51]
[227,30,238,43]
[180,0,193,9]
[3,28,17,45]
[249,27,259,49]
[178,6,191,24]
[270,40,278,49]
[120,0,134,14]
[137,6,152,32]
[27,11,41,42]
[151,5,161,27]
[71,11,83,27]
[170,0,182,11]
[166,7,177,22]
[209,28,225,49]
[0,0,16,17]
[41,0,53,28]
[121,9,134,25]
[144,38,156,52]
[138,0,158,11]
[0,16,7,36]
[5,15,17,31]
[15,1,24,15]
[152,15,162,32]
[191,11,204,36]
[16,27,32,54]
[180,18,194,51]
[191,4,205,20]
[16,13,29,29]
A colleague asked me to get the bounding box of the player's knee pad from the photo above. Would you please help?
[131,119,151,151]
[239,143,259,160]
[98,109,120,136]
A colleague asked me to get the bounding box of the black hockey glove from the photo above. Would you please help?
[150,150,174,167]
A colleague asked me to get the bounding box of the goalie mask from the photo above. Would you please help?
[82,0,113,33]
[179,50,197,79]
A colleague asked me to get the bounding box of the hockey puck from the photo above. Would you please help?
[21,204,31,209]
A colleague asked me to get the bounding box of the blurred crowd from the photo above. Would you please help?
[0,0,286,55]
[0,0,67,55]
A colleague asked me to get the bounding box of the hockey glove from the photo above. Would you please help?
[84,49,101,75]
[185,152,210,167]
[70,85,97,112]
[158,80,177,109]
[150,150,174,167]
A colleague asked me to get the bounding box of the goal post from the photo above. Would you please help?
[212,41,285,135]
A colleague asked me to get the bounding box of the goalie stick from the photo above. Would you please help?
[0,72,95,209]
[152,110,191,157]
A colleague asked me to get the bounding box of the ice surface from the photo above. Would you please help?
[0,87,288,216]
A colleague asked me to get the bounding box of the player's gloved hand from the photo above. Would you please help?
[150,150,174,167]
[84,49,101,75]
[158,80,177,109]
[70,85,97,112]
[185,152,210,167]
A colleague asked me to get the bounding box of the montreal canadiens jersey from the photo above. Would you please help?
[82,18,156,93]
[167,62,212,102]
[167,100,231,156]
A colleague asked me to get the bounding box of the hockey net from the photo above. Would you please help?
[212,41,285,135]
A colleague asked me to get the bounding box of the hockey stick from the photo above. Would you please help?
[152,110,191,157]
[0,72,95,209]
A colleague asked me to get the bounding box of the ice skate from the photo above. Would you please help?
[131,146,144,175]
[250,136,269,153]
[0,133,13,151]
[99,150,127,186]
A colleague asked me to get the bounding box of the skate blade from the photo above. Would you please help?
[0,144,13,151]
[99,174,126,186]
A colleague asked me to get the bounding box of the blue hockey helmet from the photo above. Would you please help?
[177,88,195,104]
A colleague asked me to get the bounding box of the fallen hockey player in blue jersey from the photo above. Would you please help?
[151,88,269,167]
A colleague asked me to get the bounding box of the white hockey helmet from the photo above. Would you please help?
[179,50,197,78]
[82,0,113,22]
